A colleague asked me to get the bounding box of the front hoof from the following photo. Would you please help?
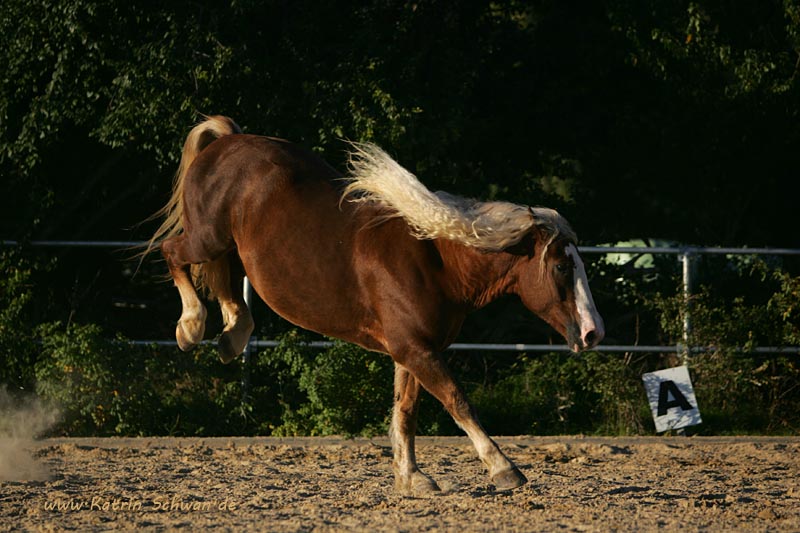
[492,467,527,491]
[396,471,441,494]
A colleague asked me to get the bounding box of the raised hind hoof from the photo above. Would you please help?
[217,314,254,363]
[176,316,206,351]
[218,334,241,364]
[395,471,441,494]
[492,467,527,491]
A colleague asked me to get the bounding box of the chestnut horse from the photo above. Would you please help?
[145,115,604,492]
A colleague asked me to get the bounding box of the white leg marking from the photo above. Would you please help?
[456,418,515,477]
[175,279,207,349]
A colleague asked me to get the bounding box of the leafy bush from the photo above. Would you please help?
[33,322,254,436]
[469,351,650,436]
[0,250,41,391]
[258,331,393,437]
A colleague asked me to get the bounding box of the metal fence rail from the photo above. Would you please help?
[127,339,799,355]
[3,239,800,355]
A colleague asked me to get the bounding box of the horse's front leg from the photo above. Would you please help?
[395,350,527,491]
[391,363,440,493]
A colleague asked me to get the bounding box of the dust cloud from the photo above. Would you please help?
[0,385,59,482]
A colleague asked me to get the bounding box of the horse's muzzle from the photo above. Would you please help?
[579,318,605,351]
[569,316,605,352]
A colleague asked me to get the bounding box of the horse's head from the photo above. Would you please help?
[510,212,604,352]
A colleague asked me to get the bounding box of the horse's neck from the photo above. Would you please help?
[434,240,518,309]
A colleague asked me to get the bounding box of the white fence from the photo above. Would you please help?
[3,240,800,356]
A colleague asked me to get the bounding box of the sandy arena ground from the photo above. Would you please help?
[1,435,799,532]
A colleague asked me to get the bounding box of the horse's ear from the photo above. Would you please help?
[504,233,534,257]
[504,207,542,256]
[527,206,548,249]
[505,216,539,258]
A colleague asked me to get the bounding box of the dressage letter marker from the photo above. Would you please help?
[642,366,702,432]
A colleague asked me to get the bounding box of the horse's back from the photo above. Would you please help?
[187,134,340,193]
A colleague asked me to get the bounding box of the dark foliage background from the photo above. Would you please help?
[3,0,799,246]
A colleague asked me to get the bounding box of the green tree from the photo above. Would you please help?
[3,1,798,246]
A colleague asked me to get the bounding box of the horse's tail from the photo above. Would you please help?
[141,115,242,261]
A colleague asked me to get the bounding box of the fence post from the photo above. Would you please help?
[680,251,694,364]
[241,276,255,408]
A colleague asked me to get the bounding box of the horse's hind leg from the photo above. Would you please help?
[205,252,254,363]
[391,363,439,493]
[161,235,208,351]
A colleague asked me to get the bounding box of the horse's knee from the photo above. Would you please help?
[391,350,473,420]
[448,393,475,422]
[393,381,420,417]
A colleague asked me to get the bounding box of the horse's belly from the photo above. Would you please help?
[242,256,388,353]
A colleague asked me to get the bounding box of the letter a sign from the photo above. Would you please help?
[642,366,702,432]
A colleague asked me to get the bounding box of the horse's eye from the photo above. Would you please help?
[555,263,570,275]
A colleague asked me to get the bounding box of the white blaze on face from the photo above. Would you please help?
[565,243,605,349]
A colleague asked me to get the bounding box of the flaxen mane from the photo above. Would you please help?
[343,142,577,253]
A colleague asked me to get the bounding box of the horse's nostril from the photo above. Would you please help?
[583,330,597,347]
